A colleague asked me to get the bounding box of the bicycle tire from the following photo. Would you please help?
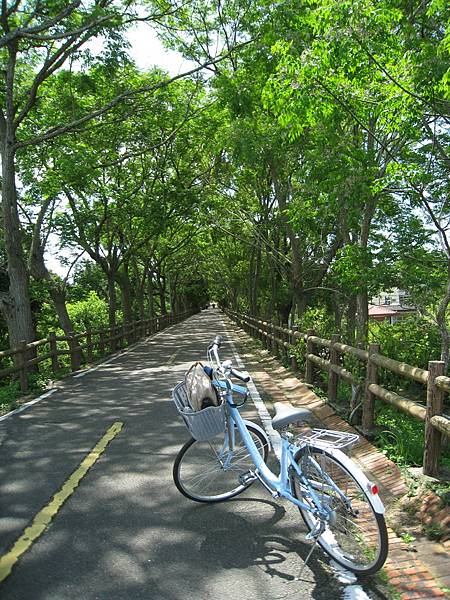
[173,423,269,503]
[291,445,388,575]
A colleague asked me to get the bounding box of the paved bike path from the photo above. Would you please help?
[0,310,349,600]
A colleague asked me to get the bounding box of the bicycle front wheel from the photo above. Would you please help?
[173,423,269,503]
[291,445,388,575]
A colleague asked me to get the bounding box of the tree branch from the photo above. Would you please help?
[0,0,81,48]
[14,40,253,150]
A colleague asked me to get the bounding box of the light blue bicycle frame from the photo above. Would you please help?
[215,379,341,522]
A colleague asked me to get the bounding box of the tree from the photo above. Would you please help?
[0,0,235,349]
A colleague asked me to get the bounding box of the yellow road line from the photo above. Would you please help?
[167,351,179,365]
[0,421,124,583]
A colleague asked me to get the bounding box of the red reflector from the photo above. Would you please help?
[371,484,379,495]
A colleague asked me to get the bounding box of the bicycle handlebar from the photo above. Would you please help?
[208,336,250,383]
[230,368,250,383]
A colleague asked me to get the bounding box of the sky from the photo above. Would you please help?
[126,22,195,75]
[45,23,195,277]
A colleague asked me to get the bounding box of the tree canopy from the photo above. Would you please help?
[1,0,449,367]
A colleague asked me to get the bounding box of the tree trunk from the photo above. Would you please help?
[29,229,75,337]
[147,275,155,320]
[249,240,261,316]
[356,288,369,344]
[158,276,167,316]
[118,269,133,325]
[436,261,450,371]
[106,272,117,328]
[132,258,146,322]
[270,162,305,317]
[248,247,255,314]
[346,296,357,344]
[49,287,74,335]
[0,137,36,348]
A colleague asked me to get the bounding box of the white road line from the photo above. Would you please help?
[220,320,281,457]
[0,322,182,421]
[0,389,57,423]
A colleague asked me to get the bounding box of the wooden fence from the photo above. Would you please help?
[225,309,450,477]
[0,310,194,398]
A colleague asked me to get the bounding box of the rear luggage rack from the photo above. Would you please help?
[293,428,359,450]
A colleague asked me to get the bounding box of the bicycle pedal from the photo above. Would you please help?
[239,471,258,486]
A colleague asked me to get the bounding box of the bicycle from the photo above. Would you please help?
[172,335,388,576]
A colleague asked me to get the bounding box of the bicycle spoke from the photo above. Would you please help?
[174,424,268,502]
[292,446,388,574]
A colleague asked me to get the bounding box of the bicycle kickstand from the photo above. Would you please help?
[290,521,324,582]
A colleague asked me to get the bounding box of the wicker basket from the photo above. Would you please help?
[172,381,226,441]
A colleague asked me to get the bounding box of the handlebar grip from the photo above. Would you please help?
[231,368,250,383]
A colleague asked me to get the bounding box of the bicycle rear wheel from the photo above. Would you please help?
[173,423,269,503]
[291,445,388,575]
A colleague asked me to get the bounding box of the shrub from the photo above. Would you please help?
[66,291,110,331]
[369,316,441,371]
[374,404,425,467]
[295,307,336,339]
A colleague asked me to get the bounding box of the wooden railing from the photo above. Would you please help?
[0,310,195,397]
[225,309,450,477]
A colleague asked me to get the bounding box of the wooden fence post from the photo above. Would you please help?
[328,334,341,403]
[125,323,130,347]
[423,361,445,477]
[362,343,380,432]
[271,322,278,356]
[69,333,81,372]
[263,322,270,350]
[17,340,28,393]
[305,329,315,384]
[99,328,105,356]
[86,327,93,363]
[282,325,289,362]
[109,326,116,353]
[49,332,59,374]
[290,326,298,371]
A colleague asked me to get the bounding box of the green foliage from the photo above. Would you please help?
[0,381,22,414]
[295,307,335,338]
[0,371,55,416]
[375,404,425,467]
[291,338,307,374]
[67,292,110,331]
[369,316,441,371]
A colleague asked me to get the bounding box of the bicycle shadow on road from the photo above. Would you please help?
[179,494,394,600]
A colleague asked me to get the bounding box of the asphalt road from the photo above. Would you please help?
[0,310,380,600]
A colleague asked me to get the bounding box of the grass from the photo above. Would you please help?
[0,369,62,416]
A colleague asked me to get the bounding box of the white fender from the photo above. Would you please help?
[243,419,271,451]
[325,447,385,514]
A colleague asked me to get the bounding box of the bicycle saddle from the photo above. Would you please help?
[272,402,314,431]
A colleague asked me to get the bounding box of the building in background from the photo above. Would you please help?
[369,289,416,324]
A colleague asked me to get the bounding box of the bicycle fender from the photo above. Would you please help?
[243,419,271,451]
[325,447,385,515]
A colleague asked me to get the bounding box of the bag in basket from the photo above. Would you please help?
[185,362,220,411]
